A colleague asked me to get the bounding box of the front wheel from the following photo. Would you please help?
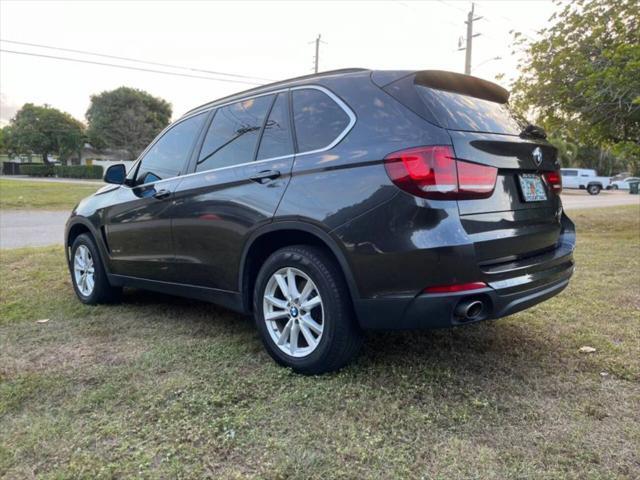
[70,233,122,304]
[253,245,363,375]
[587,184,601,195]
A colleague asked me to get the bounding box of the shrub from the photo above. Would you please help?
[20,164,55,177]
[55,165,104,179]
[21,164,104,179]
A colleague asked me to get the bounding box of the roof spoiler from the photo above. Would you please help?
[414,70,509,104]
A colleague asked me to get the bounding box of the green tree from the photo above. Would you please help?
[511,0,640,174]
[86,87,172,160]
[0,126,7,154]
[4,104,85,164]
[547,136,578,167]
[574,145,627,176]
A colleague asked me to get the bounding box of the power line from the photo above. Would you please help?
[470,4,538,41]
[473,55,502,70]
[0,49,265,85]
[438,2,533,46]
[389,0,458,27]
[0,38,275,82]
[435,0,467,14]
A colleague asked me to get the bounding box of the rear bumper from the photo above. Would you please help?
[354,228,575,330]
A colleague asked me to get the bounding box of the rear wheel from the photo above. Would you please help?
[70,233,122,304]
[587,184,601,195]
[253,245,363,374]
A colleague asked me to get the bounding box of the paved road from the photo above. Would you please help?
[560,190,640,210]
[0,210,70,249]
[0,191,637,250]
[1,175,101,185]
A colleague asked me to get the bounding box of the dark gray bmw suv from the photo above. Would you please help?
[66,69,575,374]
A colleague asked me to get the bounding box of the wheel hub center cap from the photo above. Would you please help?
[289,306,299,318]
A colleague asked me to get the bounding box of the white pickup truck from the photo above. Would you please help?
[560,168,611,195]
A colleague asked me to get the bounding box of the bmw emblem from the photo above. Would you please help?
[532,146,543,166]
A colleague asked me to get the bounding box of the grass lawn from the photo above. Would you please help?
[0,179,99,210]
[1,206,639,479]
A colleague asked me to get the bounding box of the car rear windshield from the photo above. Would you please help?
[415,85,526,135]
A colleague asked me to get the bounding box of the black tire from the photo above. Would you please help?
[587,184,601,195]
[70,233,122,304]
[253,245,363,375]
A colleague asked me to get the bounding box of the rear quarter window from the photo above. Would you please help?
[292,88,350,152]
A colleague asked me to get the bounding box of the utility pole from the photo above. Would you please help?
[313,34,321,73]
[458,3,482,75]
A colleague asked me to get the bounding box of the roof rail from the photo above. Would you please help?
[183,68,369,116]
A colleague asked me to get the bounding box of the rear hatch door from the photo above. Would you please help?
[384,71,563,264]
[448,130,562,264]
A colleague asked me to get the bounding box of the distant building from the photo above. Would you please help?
[77,143,132,165]
[0,153,55,164]
[1,144,133,175]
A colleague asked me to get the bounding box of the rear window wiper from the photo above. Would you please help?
[520,123,547,139]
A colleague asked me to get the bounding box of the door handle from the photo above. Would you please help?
[249,169,281,184]
[152,189,171,200]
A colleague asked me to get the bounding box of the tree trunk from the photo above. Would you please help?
[42,152,50,165]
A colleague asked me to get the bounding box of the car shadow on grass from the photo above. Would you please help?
[117,288,558,388]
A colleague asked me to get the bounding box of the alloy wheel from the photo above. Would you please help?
[263,267,324,358]
[74,245,95,297]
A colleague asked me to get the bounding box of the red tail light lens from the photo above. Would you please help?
[384,146,497,200]
[457,161,498,199]
[543,170,562,193]
[384,146,457,199]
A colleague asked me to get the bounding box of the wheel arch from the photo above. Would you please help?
[65,217,108,270]
[239,221,359,314]
[67,222,91,248]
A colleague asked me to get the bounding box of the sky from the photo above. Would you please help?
[0,0,557,126]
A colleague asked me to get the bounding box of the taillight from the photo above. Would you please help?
[544,170,562,193]
[456,161,498,198]
[384,146,497,200]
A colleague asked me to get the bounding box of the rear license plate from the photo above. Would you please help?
[518,174,547,202]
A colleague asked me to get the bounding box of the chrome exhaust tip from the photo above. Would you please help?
[455,299,485,321]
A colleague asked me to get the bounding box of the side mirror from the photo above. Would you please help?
[104,163,127,185]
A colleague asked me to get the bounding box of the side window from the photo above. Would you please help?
[292,88,350,152]
[135,112,206,185]
[197,95,272,172]
[256,93,293,160]
[562,170,578,177]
